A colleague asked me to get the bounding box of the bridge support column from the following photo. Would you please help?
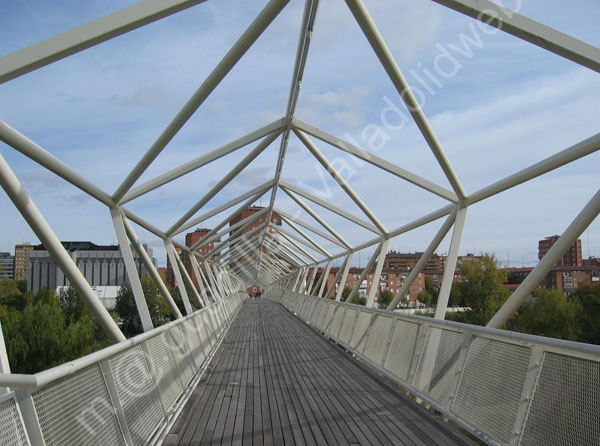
[367,238,390,307]
[334,252,354,301]
[315,259,332,297]
[189,253,211,304]
[165,239,194,315]
[434,206,467,319]
[110,207,154,332]
[347,244,382,303]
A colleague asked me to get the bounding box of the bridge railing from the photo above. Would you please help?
[0,292,246,446]
[266,290,600,446]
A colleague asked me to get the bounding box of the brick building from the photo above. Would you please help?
[14,243,33,281]
[538,235,582,266]
[166,228,218,289]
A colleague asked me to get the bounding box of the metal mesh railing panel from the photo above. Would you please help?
[316,301,331,329]
[184,318,206,366]
[350,311,372,354]
[168,325,195,385]
[452,337,530,444]
[520,352,600,446]
[195,313,213,358]
[33,365,124,446]
[0,397,29,446]
[364,315,394,366]
[109,345,163,446]
[383,319,420,381]
[322,304,336,334]
[329,306,346,338]
[308,300,322,325]
[146,334,184,412]
[413,327,463,409]
[338,307,357,345]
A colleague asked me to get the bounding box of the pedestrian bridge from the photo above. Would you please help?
[0,0,599,445]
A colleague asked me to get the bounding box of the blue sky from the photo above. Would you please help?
[0,0,599,269]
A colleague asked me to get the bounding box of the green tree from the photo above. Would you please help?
[572,283,600,345]
[0,279,27,310]
[508,289,581,341]
[378,289,394,309]
[341,286,352,300]
[115,276,173,337]
[448,254,510,326]
[58,286,88,322]
[417,291,433,307]
[424,276,439,305]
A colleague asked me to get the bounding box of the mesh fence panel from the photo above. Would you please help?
[383,319,420,381]
[413,327,463,409]
[168,325,195,385]
[338,308,357,345]
[184,318,206,366]
[33,365,124,446]
[109,346,164,446]
[364,315,394,366]
[316,302,331,329]
[146,334,184,412]
[350,311,372,354]
[329,306,346,339]
[452,337,530,444]
[520,352,600,446]
[0,397,29,446]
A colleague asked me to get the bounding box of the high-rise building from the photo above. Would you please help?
[229,206,282,237]
[0,252,14,280]
[14,243,33,281]
[166,228,219,289]
[28,241,155,293]
[538,235,582,266]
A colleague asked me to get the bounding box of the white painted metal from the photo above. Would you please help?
[334,252,355,301]
[366,238,390,307]
[0,153,125,342]
[387,208,458,310]
[344,0,467,203]
[164,239,194,315]
[488,188,600,329]
[347,244,382,303]
[110,207,154,332]
[434,207,468,319]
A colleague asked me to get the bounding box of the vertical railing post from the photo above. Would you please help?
[165,239,193,315]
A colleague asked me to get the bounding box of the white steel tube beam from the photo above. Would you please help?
[122,207,168,239]
[0,121,114,206]
[167,131,280,235]
[271,224,326,258]
[434,207,468,319]
[0,153,126,342]
[317,260,333,297]
[293,119,458,203]
[305,265,319,294]
[188,253,211,303]
[432,0,600,73]
[192,205,269,251]
[347,245,382,303]
[164,239,193,314]
[279,180,380,234]
[466,132,600,206]
[173,248,204,307]
[204,261,223,300]
[175,179,275,236]
[488,188,600,328]
[387,208,458,310]
[366,238,390,307]
[334,252,354,301]
[112,0,290,202]
[294,129,388,234]
[0,0,209,82]
[205,219,267,259]
[220,235,262,264]
[256,0,320,279]
[122,121,285,204]
[264,237,307,266]
[121,214,182,318]
[274,228,321,263]
[345,0,467,202]
[277,210,338,252]
[281,187,352,249]
[110,208,154,332]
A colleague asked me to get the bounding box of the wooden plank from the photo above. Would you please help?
[170,299,479,446]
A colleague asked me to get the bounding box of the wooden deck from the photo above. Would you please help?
[165,299,478,445]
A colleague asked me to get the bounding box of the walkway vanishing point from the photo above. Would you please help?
[166,299,478,446]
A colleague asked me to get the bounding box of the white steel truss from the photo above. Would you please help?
[0,0,598,344]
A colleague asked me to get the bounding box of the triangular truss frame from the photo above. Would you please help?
[0,0,599,341]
